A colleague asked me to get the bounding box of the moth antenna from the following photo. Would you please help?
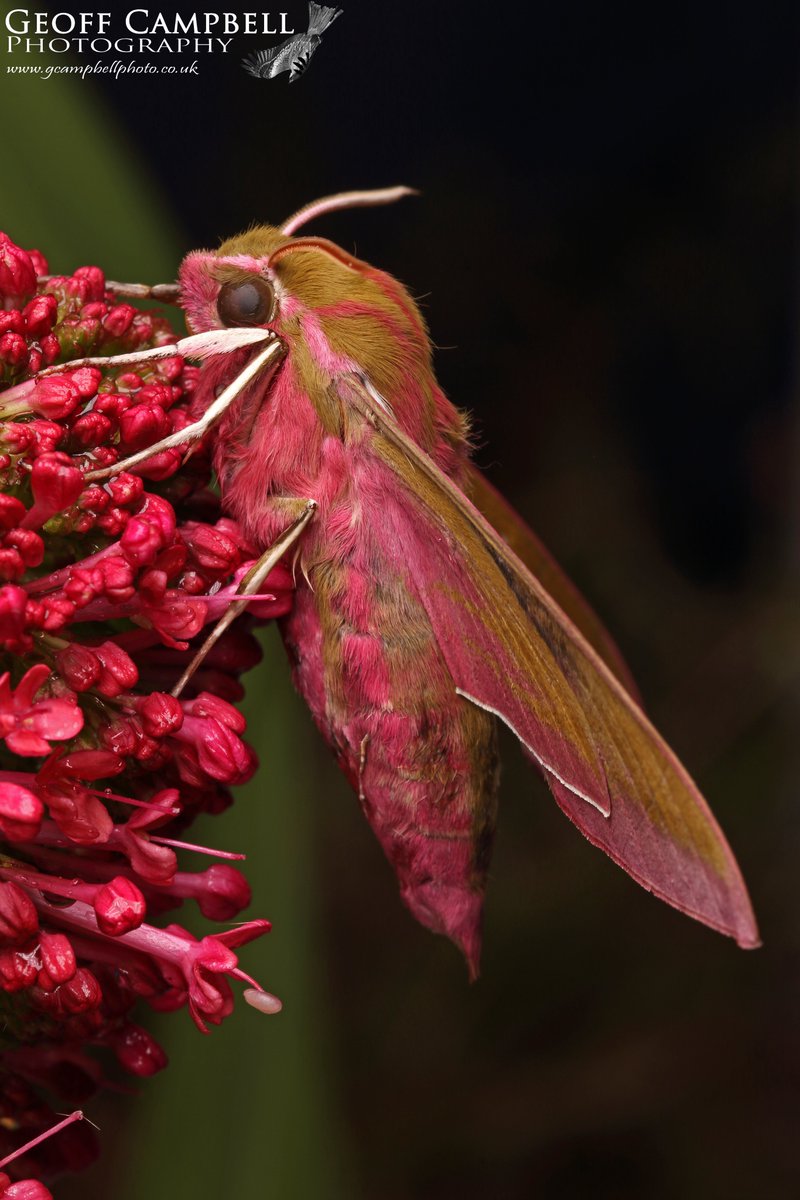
[281,186,418,236]
[170,500,317,697]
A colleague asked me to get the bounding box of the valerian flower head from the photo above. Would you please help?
[0,235,291,1191]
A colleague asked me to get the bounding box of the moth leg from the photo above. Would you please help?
[171,499,317,698]
[37,276,181,304]
[83,337,286,482]
[104,281,181,304]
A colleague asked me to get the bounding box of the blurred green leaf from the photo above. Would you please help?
[0,7,178,278]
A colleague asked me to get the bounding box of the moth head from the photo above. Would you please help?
[180,189,431,395]
[178,230,285,340]
[178,190,436,439]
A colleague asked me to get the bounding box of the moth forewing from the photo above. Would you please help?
[280,186,419,236]
[464,465,640,698]
[343,371,759,949]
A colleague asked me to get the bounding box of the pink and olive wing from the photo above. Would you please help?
[464,464,640,698]
[345,377,759,948]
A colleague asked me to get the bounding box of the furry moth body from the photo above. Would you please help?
[77,189,759,973]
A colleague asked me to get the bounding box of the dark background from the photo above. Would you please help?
[3,2,800,1196]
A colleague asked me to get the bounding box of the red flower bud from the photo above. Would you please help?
[0,584,28,648]
[99,557,137,602]
[136,446,184,481]
[0,496,26,530]
[38,932,76,987]
[140,692,183,738]
[4,530,45,569]
[108,1022,168,1077]
[94,392,130,423]
[107,472,144,507]
[96,507,129,537]
[120,495,176,566]
[0,782,43,842]
[0,331,27,366]
[186,717,255,785]
[71,265,105,302]
[0,1172,54,1198]
[94,876,146,936]
[0,549,23,582]
[183,523,242,574]
[94,641,138,696]
[72,412,114,450]
[26,247,48,276]
[0,233,37,305]
[0,946,37,991]
[194,864,252,920]
[81,301,107,320]
[39,332,60,364]
[55,642,101,692]
[25,452,84,529]
[117,371,143,389]
[57,967,103,1014]
[0,311,24,335]
[25,377,83,421]
[143,594,207,647]
[140,567,167,604]
[0,881,38,946]
[70,366,102,397]
[22,294,57,337]
[119,403,170,451]
[188,692,247,734]
[138,382,176,409]
[56,748,125,780]
[104,304,136,337]
[76,482,110,512]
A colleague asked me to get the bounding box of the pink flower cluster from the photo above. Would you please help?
[0,233,291,1190]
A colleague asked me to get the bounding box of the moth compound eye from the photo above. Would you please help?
[216,278,275,327]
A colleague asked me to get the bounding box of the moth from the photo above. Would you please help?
[59,187,759,974]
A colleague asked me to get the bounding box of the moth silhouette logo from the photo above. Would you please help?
[242,2,342,82]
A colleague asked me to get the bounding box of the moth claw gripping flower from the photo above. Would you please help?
[0,232,289,1192]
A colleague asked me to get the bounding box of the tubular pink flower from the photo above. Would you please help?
[0,666,84,756]
[0,234,293,1192]
[23,454,84,530]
